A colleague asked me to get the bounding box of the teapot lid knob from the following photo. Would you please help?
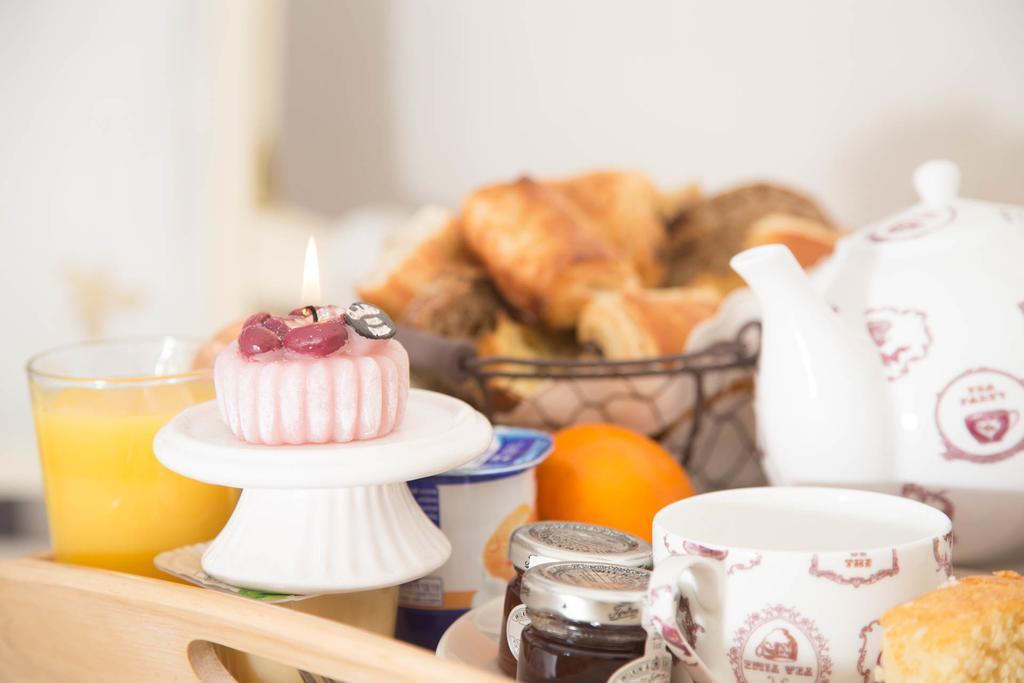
[913,160,960,204]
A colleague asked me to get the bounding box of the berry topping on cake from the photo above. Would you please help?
[234,303,395,360]
[282,318,349,357]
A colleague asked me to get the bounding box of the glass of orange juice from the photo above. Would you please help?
[27,337,239,578]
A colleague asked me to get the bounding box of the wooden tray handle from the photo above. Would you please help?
[0,557,504,683]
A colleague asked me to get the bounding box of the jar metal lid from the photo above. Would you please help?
[508,521,652,571]
[521,561,650,627]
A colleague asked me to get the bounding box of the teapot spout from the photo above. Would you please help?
[730,244,824,311]
[730,245,892,486]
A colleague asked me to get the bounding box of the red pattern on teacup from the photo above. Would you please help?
[857,620,884,683]
[932,531,953,577]
[728,604,832,683]
[662,533,729,561]
[678,595,704,647]
[727,554,764,575]
[807,550,900,587]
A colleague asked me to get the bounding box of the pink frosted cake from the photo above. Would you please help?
[214,302,409,445]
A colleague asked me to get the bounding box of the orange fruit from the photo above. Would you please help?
[537,424,695,542]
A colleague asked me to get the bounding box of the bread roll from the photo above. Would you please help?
[577,287,721,359]
[690,212,841,296]
[548,171,668,286]
[879,571,1024,682]
[745,212,840,265]
[666,183,833,287]
[460,178,638,329]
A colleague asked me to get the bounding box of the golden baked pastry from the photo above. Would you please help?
[657,181,703,224]
[475,312,579,411]
[746,212,840,265]
[358,206,481,320]
[576,287,722,359]
[395,265,501,340]
[690,212,841,296]
[666,183,833,287]
[547,171,668,286]
[879,571,1024,683]
[460,177,638,329]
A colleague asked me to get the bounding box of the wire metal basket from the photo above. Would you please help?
[399,323,765,492]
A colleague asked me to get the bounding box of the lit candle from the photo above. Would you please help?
[301,236,322,304]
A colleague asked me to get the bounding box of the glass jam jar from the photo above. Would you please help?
[498,522,652,677]
[516,562,651,682]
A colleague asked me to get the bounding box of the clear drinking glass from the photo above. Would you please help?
[27,337,239,578]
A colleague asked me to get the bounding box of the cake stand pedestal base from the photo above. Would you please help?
[203,484,450,594]
[155,389,492,594]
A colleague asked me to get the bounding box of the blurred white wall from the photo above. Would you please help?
[1,0,1023,499]
[280,0,1024,226]
[0,1,213,494]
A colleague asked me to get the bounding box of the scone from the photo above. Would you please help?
[576,287,722,359]
[879,571,1024,683]
[214,303,409,445]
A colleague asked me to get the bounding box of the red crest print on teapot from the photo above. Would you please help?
[936,368,1024,463]
[864,308,931,381]
[868,206,955,242]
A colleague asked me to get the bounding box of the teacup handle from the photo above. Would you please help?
[644,554,722,683]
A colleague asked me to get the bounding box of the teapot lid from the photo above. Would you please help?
[858,160,1023,245]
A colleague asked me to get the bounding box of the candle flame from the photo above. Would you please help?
[301,236,322,304]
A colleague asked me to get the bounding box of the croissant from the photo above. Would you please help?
[358,206,474,317]
[547,171,668,286]
[460,178,638,329]
[577,287,722,359]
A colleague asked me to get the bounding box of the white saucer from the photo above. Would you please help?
[436,596,504,675]
[154,389,493,488]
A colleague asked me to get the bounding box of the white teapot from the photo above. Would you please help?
[731,161,1024,563]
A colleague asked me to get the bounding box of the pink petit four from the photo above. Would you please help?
[214,302,409,445]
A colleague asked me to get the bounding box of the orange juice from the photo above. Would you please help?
[28,339,239,578]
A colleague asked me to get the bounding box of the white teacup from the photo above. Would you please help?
[645,487,952,683]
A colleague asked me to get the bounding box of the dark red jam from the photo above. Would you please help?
[516,614,647,682]
[499,567,525,676]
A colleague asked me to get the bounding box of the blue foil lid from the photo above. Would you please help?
[412,426,553,485]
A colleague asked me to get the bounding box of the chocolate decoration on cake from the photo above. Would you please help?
[344,302,397,339]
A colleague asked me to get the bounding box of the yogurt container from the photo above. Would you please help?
[395,426,553,649]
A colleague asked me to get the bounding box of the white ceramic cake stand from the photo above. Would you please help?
[153,389,493,595]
